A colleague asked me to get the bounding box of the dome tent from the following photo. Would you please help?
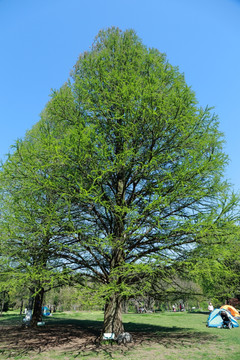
[207,308,239,328]
[220,305,240,319]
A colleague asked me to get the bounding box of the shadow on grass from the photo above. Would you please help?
[188,311,210,315]
[124,321,213,348]
[0,316,215,359]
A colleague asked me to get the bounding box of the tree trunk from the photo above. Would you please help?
[31,288,44,327]
[103,293,124,337]
[0,291,6,316]
[102,161,126,337]
[19,299,24,315]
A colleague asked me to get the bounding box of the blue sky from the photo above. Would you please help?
[1,0,240,190]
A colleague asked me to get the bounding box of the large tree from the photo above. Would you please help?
[39,27,238,335]
[1,27,238,335]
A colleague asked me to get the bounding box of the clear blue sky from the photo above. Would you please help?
[1,0,240,190]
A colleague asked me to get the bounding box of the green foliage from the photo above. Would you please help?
[0,109,75,315]
[189,232,240,303]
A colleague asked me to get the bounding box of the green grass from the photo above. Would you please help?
[0,310,239,359]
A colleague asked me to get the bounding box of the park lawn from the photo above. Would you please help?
[0,311,239,359]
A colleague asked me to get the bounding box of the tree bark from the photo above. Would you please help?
[31,288,45,327]
[103,293,124,336]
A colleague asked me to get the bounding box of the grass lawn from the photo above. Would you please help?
[0,310,239,359]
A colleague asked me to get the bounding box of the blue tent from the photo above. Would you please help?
[42,306,51,316]
[207,308,239,328]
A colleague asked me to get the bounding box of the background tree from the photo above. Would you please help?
[0,128,74,326]
[190,229,240,305]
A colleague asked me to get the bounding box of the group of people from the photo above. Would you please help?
[172,303,185,312]
[172,302,214,313]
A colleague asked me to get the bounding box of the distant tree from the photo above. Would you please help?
[190,232,240,304]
